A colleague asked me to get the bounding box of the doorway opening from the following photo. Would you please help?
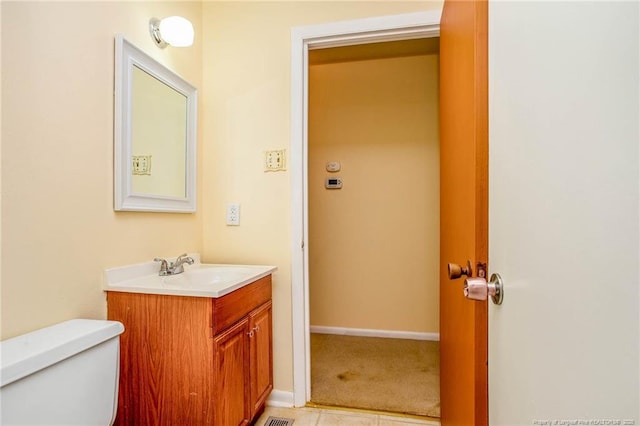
[290,9,443,413]
[307,38,441,418]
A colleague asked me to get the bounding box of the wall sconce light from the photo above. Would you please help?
[149,16,194,48]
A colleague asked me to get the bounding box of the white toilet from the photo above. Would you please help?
[0,319,125,425]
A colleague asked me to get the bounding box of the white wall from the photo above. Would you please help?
[488,1,639,422]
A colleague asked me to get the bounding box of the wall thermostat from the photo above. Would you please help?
[325,177,343,189]
[326,161,341,172]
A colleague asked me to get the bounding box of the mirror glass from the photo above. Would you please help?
[114,35,197,212]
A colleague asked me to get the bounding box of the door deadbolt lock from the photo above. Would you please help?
[447,261,473,280]
[464,273,504,305]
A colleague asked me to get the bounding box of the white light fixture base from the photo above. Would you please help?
[149,18,168,48]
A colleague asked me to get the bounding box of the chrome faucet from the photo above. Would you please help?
[153,253,195,276]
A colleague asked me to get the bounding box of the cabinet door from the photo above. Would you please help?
[107,292,215,426]
[213,317,250,426]
[249,301,273,418]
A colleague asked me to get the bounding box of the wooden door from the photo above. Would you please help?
[213,318,251,426]
[439,0,488,424]
[249,301,274,418]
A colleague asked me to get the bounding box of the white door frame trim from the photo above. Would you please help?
[290,9,442,407]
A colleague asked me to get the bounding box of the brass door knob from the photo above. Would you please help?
[447,261,472,280]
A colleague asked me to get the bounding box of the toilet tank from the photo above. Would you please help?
[0,319,125,426]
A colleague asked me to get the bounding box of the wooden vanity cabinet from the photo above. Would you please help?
[107,275,273,426]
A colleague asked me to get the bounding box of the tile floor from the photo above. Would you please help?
[255,406,440,426]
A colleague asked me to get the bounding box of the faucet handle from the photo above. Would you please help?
[175,253,188,261]
[154,258,169,274]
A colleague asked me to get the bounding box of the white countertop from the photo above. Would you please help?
[104,254,277,298]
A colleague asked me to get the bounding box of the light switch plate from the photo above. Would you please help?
[132,155,152,175]
[265,149,286,172]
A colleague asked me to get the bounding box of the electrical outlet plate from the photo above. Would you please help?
[226,203,240,226]
[265,149,286,172]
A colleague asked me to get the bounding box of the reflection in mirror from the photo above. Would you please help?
[114,35,197,212]
[131,66,187,198]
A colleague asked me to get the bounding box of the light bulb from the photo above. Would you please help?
[150,16,194,48]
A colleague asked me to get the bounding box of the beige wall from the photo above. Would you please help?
[201,0,442,395]
[1,1,203,339]
[308,53,440,334]
[1,0,442,399]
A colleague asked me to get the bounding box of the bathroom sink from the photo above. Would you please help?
[104,255,277,298]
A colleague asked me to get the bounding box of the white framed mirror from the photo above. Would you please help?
[114,35,197,212]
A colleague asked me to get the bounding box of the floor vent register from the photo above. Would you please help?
[264,416,295,426]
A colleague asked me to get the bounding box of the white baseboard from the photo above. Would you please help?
[310,325,439,341]
[267,389,295,407]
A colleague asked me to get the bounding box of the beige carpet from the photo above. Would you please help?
[310,333,440,418]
